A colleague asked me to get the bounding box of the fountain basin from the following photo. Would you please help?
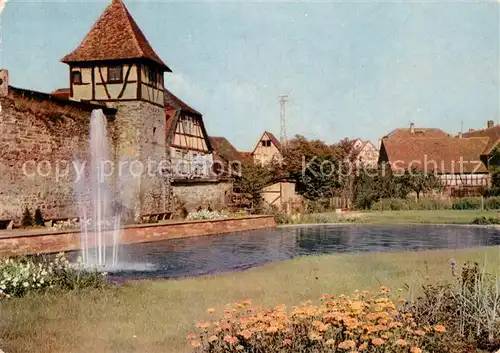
[0,215,276,257]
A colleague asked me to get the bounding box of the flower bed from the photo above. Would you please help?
[188,288,452,353]
[0,253,107,298]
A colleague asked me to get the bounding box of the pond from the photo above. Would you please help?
[105,224,500,281]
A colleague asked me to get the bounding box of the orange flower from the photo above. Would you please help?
[187,333,197,340]
[434,324,446,333]
[223,335,238,345]
[413,329,425,336]
[196,322,210,329]
[371,337,385,346]
[238,330,252,339]
[410,347,422,353]
[358,342,368,351]
[191,341,201,347]
[338,340,356,350]
[235,345,244,351]
[395,339,408,346]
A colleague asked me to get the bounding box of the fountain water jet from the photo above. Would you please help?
[74,109,121,268]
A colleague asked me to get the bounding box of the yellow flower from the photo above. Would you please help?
[395,339,407,346]
[208,335,218,343]
[350,301,363,312]
[207,308,216,314]
[308,331,322,341]
[434,324,446,333]
[371,337,385,346]
[191,341,201,347]
[326,338,335,345]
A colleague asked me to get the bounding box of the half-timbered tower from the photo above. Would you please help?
[164,89,214,180]
[60,0,172,220]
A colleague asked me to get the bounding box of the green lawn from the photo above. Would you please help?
[359,209,499,224]
[291,209,500,225]
[1,246,499,353]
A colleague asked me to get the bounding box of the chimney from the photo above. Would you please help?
[487,120,494,128]
[0,69,8,97]
[410,122,415,134]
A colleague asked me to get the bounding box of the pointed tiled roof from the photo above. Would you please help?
[61,0,171,72]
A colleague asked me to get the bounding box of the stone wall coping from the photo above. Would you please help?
[0,215,274,240]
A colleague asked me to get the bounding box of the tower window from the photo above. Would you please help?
[148,68,158,87]
[107,66,123,83]
[71,71,82,85]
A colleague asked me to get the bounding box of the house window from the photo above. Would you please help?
[107,66,123,83]
[71,71,82,85]
[148,67,158,87]
[261,140,271,147]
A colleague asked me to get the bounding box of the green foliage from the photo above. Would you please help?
[0,253,108,298]
[282,135,344,202]
[233,160,277,210]
[471,216,500,225]
[21,207,34,228]
[371,198,453,211]
[451,197,482,210]
[34,208,45,227]
[485,196,500,210]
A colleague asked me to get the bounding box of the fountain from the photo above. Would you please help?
[74,109,121,268]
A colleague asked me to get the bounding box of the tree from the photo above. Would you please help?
[233,159,277,210]
[21,207,34,228]
[34,208,45,227]
[402,169,442,200]
[281,135,344,203]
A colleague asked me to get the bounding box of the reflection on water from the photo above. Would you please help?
[103,224,500,280]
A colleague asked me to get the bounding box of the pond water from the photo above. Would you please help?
[103,224,500,281]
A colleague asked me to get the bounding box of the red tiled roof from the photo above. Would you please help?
[384,128,450,139]
[252,131,283,154]
[164,88,201,116]
[50,88,70,100]
[266,131,282,152]
[61,0,170,71]
[380,137,489,174]
[463,124,500,155]
[209,136,250,162]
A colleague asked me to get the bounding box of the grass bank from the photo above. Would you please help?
[1,246,499,353]
[285,209,500,225]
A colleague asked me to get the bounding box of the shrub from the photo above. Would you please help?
[21,207,34,227]
[451,198,482,210]
[0,253,108,298]
[471,216,500,225]
[188,288,454,353]
[34,208,45,227]
[371,198,452,211]
[186,210,228,221]
[402,262,500,351]
[485,196,500,210]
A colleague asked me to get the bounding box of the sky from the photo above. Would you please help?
[1,0,499,151]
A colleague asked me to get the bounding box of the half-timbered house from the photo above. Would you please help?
[164,89,214,180]
[252,131,282,165]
